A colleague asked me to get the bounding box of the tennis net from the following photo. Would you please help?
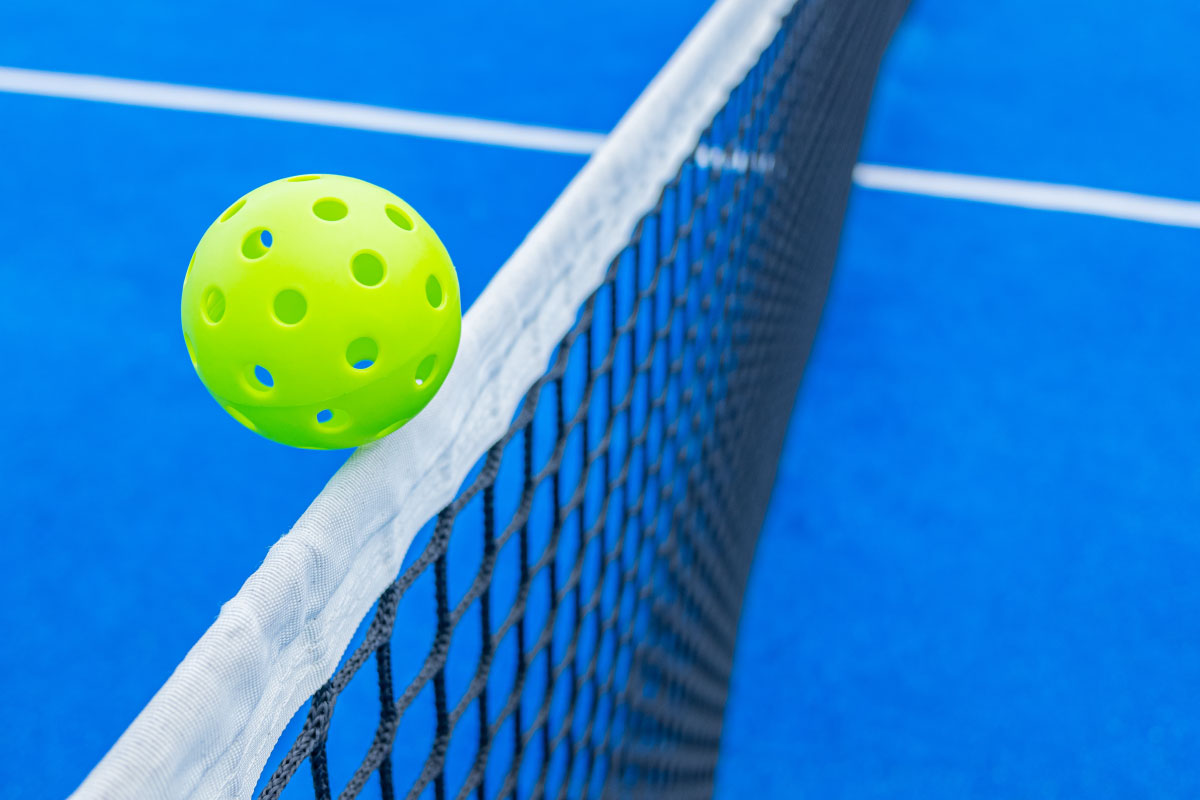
[73,0,905,798]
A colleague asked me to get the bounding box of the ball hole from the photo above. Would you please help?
[426,275,444,308]
[347,337,378,370]
[385,204,413,231]
[242,228,272,259]
[201,286,225,323]
[415,354,437,387]
[219,198,246,222]
[313,197,348,221]
[314,408,351,432]
[287,175,320,182]
[351,251,386,287]
[252,364,274,390]
[273,289,307,325]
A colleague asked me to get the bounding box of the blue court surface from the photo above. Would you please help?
[2,1,1198,798]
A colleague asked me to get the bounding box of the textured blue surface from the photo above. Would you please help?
[718,194,1200,798]
[0,0,709,132]
[719,2,1200,796]
[0,2,710,797]
[1,0,1198,797]
[858,0,1200,199]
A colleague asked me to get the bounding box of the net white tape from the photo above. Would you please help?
[71,0,795,797]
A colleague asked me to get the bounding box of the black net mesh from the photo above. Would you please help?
[257,1,905,798]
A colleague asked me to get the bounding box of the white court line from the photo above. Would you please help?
[853,163,1200,229]
[0,66,607,155]
[4,65,1200,229]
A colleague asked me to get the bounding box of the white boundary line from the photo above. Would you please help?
[4,65,1200,229]
[0,65,607,155]
[853,163,1200,229]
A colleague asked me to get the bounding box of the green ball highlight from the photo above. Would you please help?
[181,174,462,449]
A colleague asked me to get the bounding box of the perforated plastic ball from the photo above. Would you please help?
[181,174,461,449]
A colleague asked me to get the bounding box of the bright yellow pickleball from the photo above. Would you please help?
[181,174,461,449]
